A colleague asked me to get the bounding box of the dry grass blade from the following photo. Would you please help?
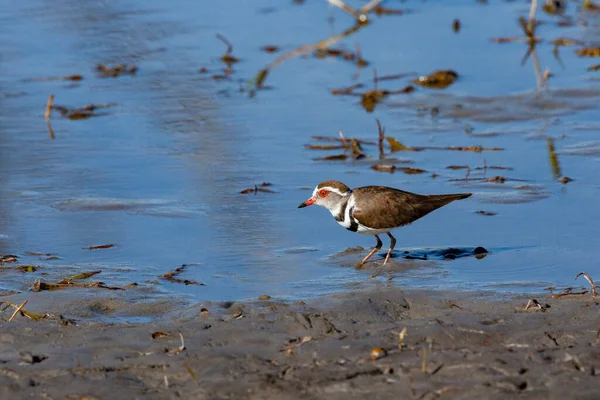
[331,83,364,95]
[421,347,427,373]
[306,144,345,150]
[575,272,597,296]
[58,270,102,284]
[339,129,348,148]
[376,119,384,157]
[398,327,407,351]
[184,360,199,386]
[32,280,123,292]
[8,300,28,322]
[327,0,362,20]
[88,244,116,250]
[45,94,56,139]
[360,0,384,14]
[551,291,588,299]
[588,64,600,71]
[216,33,240,64]
[44,94,54,121]
[387,137,412,152]
[256,19,370,87]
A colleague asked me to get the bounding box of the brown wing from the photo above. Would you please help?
[352,186,471,229]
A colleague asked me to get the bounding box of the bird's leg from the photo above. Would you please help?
[383,232,396,265]
[357,235,382,268]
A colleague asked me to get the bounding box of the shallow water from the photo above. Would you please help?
[1,0,600,302]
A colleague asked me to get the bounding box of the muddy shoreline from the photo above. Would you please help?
[1,286,598,399]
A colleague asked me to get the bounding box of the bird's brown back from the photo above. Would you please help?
[352,186,471,229]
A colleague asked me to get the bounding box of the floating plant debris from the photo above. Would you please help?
[315,154,349,161]
[371,164,396,173]
[161,265,205,286]
[575,47,600,57]
[50,102,115,120]
[314,46,368,67]
[0,300,47,321]
[486,176,506,183]
[306,144,346,150]
[331,83,364,95]
[373,5,404,16]
[240,183,276,195]
[543,0,567,15]
[0,255,18,264]
[311,136,375,145]
[398,167,427,175]
[152,332,171,339]
[31,280,123,292]
[475,211,497,216]
[88,244,116,250]
[583,0,600,10]
[413,70,458,89]
[260,45,280,53]
[24,74,83,83]
[15,265,39,273]
[453,19,461,33]
[217,33,241,65]
[588,64,600,71]
[386,137,413,152]
[58,270,102,284]
[96,63,138,78]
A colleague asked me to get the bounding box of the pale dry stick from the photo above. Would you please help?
[44,94,54,120]
[45,94,56,139]
[529,0,538,28]
[360,0,385,14]
[163,365,169,389]
[398,327,407,351]
[530,46,545,89]
[8,300,28,322]
[575,272,597,296]
[256,13,374,87]
[265,23,362,73]
[328,0,362,20]
[184,360,199,386]
[339,129,348,148]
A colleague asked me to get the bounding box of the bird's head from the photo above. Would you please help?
[298,180,351,212]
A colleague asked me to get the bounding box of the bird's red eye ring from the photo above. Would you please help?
[318,189,329,198]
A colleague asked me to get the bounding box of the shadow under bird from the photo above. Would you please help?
[298,180,472,267]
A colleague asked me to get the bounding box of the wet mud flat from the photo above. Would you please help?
[1,287,599,399]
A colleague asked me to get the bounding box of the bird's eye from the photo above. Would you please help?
[318,190,329,198]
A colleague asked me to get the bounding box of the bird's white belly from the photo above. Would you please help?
[335,219,390,236]
[356,224,391,236]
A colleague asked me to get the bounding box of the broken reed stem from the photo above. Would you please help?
[45,94,55,139]
[8,300,28,322]
[327,0,364,21]
[44,94,54,120]
[269,23,363,71]
[421,347,427,373]
[528,0,538,26]
[339,129,348,148]
[376,119,384,157]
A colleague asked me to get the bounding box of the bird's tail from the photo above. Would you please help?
[415,192,472,217]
